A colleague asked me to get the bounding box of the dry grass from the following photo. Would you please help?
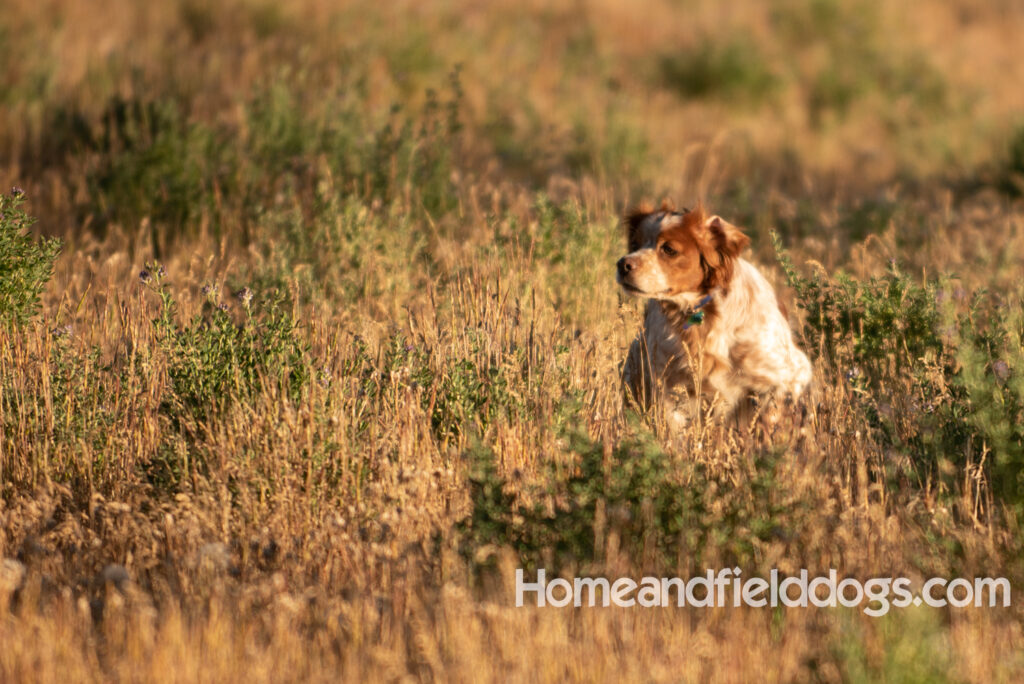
[1,0,1024,681]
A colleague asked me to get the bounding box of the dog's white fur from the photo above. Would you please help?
[618,204,811,426]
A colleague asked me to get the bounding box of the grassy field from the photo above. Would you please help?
[2,0,1024,680]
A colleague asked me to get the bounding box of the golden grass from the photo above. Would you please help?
[1,0,1024,681]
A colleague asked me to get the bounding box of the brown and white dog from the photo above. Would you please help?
[617,202,811,429]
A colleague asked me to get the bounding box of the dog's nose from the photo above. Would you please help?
[617,257,633,277]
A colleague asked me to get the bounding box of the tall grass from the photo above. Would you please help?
[1,0,1024,681]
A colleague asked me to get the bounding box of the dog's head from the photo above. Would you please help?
[616,202,749,305]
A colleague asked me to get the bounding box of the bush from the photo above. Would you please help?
[340,332,526,447]
[952,299,1024,507]
[87,97,228,249]
[0,189,61,328]
[139,266,312,487]
[999,124,1024,196]
[77,70,465,253]
[774,235,1024,513]
[658,38,777,103]
[773,237,943,377]
[458,414,818,573]
[143,266,310,424]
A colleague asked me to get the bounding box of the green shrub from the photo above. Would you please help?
[340,332,526,446]
[144,265,310,425]
[88,97,228,248]
[139,266,311,487]
[951,298,1024,506]
[0,189,61,328]
[774,235,1024,513]
[658,38,777,103]
[458,414,817,573]
[78,70,465,252]
[773,237,943,376]
[999,124,1024,196]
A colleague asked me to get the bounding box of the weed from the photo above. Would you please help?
[775,235,1024,512]
[141,265,310,485]
[87,96,227,251]
[999,124,1024,196]
[658,38,777,103]
[459,414,819,574]
[148,268,309,420]
[0,190,61,328]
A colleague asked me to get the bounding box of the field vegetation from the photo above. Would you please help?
[2,0,1024,680]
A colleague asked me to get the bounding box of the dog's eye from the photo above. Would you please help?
[661,242,677,257]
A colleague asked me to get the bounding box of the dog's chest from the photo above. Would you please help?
[643,302,708,390]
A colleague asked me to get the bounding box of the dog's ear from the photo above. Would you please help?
[705,215,749,259]
[699,215,749,291]
[623,203,653,250]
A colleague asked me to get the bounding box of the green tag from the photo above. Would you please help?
[686,310,705,327]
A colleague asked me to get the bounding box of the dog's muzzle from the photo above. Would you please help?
[616,256,635,278]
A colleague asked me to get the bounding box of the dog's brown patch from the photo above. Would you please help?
[625,204,750,296]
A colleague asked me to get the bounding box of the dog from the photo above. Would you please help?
[616,202,811,430]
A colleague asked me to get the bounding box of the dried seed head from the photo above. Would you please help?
[993,360,1010,383]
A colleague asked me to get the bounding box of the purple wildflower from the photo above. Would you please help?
[993,360,1010,383]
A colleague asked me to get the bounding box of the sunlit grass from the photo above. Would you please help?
[1,0,1023,681]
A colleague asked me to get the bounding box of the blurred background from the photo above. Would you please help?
[2,0,1022,248]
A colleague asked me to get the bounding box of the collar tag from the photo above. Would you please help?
[682,294,713,330]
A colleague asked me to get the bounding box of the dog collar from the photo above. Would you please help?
[682,294,713,329]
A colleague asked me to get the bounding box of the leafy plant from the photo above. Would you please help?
[999,123,1024,196]
[340,331,526,446]
[87,97,228,249]
[144,266,310,425]
[773,235,943,376]
[0,189,61,328]
[658,37,777,103]
[458,413,817,573]
[774,235,1024,513]
[951,298,1024,507]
